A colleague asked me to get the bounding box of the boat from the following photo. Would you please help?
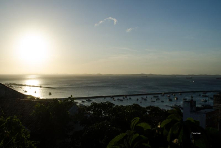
[175,97,178,100]
[86,99,92,102]
[161,101,164,102]
[153,95,159,98]
[168,99,172,101]
[183,98,187,101]
[201,99,207,102]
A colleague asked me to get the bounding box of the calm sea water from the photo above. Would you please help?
[1,74,220,109]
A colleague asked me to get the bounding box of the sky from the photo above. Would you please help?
[0,0,221,75]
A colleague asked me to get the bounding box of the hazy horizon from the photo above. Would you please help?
[1,73,221,76]
[1,0,221,75]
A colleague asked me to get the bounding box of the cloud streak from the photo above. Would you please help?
[112,47,137,52]
[126,28,133,32]
[126,27,138,33]
[95,17,118,26]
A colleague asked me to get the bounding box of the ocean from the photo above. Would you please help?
[1,74,220,109]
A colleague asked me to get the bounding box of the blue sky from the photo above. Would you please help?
[0,0,221,74]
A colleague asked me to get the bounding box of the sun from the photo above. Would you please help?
[17,31,50,64]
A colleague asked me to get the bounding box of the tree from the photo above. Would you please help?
[74,103,168,148]
[161,107,208,148]
[107,117,151,148]
[31,99,74,148]
[0,116,36,148]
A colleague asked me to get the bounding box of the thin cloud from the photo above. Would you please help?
[126,28,133,32]
[95,17,118,27]
[111,47,137,52]
[126,27,138,33]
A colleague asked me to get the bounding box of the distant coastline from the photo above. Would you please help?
[1,82,220,100]
[0,74,221,76]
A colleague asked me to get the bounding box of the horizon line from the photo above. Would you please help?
[0,73,221,76]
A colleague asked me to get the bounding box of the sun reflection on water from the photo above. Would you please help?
[23,79,41,98]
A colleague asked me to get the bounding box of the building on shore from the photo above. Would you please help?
[183,96,220,130]
[213,93,221,130]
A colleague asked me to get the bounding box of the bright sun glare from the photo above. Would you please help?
[17,31,50,64]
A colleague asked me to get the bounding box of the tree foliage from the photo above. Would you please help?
[108,106,221,148]
[31,99,74,148]
[0,116,36,148]
[4,100,219,148]
[73,102,168,148]
[107,117,151,148]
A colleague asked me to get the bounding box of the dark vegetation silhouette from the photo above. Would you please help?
[0,116,36,148]
[1,100,221,148]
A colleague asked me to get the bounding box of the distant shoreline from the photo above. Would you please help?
[0,74,221,76]
[1,83,220,101]
[47,90,221,100]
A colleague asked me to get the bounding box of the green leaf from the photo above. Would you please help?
[107,133,127,148]
[142,143,151,147]
[194,138,207,148]
[186,117,195,122]
[178,128,183,143]
[130,117,140,130]
[167,128,173,142]
[136,122,151,130]
[129,133,139,146]
[161,119,172,128]
[171,122,181,135]
[168,114,181,121]
[140,135,148,141]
